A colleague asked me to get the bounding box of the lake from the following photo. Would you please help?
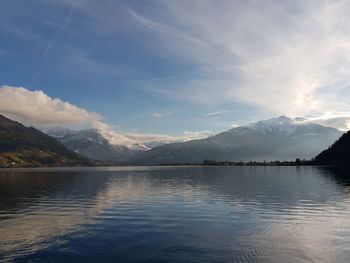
[1,166,350,262]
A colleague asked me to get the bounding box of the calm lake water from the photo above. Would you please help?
[1,166,350,262]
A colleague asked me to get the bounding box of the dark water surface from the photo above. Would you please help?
[1,166,350,262]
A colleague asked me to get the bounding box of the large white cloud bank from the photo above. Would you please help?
[0,85,101,127]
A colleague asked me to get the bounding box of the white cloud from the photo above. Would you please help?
[151,112,173,118]
[124,133,177,144]
[230,123,242,129]
[91,117,212,149]
[151,113,163,117]
[135,130,212,143]
[130,0,350,120]
[91,121,145,150]
[298,112,350,131]
[182,130,212,140]
[205,110,230,117]
[121,130,212,149]
[0,85,101,127]
[124,130,212,144]
[91,122,213,149]
[90,122,203,151]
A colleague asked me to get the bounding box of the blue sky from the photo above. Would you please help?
[2,0,350,141]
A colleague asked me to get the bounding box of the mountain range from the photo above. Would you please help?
[44,127,144,163]
[0,114,347,166]
[131,116,342,165]
[42,116,343,165]
[0,114,99,167]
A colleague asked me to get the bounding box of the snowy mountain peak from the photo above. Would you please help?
[241,116,340,136]
[246,116,296,134]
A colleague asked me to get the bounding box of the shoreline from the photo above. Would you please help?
[0,163,347,169]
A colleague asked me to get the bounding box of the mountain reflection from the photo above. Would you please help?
[0,170,112,261]
[317,166,350,188]
[1,167,350,262]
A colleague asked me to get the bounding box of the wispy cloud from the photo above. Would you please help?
[151,112,173,118]
[4,0,350,133]
[182,130,212,140]
[128,0,350,120]
[205,110,230,117]
[93,122,212,149]
[65,51,124,76]
[123,130,212,148]
[43,0,82,57]
[297,112,350,131]
[151,113,163,117]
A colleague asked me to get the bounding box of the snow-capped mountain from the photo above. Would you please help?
[44,128,146,162]
[244,116,332,136]
[247,116,302,134]
[131,116,343,165]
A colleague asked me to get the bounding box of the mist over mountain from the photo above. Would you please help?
[131,116,342,165]
[43,128,210,162]
[44,128,146,163]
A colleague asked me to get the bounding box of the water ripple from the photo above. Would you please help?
[1,166,350,262]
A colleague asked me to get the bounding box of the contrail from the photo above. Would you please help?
[43,0,82,57]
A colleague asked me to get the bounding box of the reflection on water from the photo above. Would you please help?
[1,166,350,262]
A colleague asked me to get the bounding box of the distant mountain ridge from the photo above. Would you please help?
[131,116,342,165]
[44,128,145,163]
[0,114,98,167]
[41,116,344,165]
[0,114,345,167]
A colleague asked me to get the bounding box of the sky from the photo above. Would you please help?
[2,0,350,144]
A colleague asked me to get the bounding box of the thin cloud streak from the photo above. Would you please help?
[151,112,173,118]
[43,0,82,57]
[129,0,350,120]
[205,110,230,117]
[3,1,350,133]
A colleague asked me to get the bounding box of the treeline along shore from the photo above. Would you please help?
[158,158,314,166]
